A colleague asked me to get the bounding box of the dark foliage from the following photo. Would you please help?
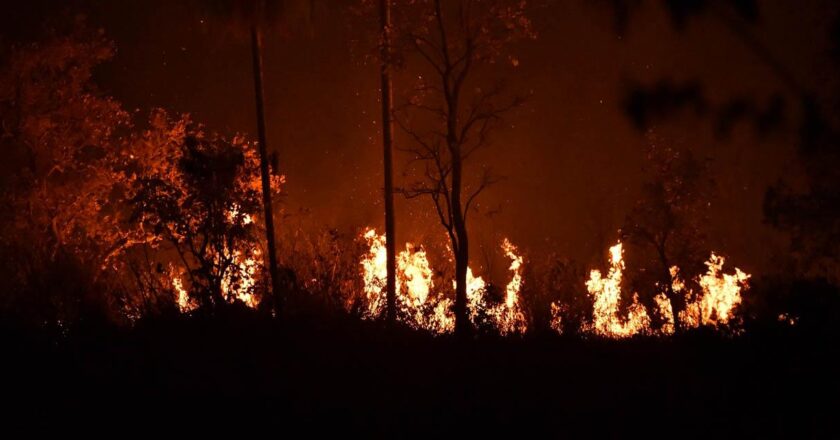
[2,305,837,435]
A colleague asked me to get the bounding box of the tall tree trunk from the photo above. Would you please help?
[379,0,397,325]
[250,25,283,317]
[452,143,470,337]
[453,235,470,336]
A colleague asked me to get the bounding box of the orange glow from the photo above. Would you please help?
[360,227,454,334]
[171,208,263,311]
[172,270,195,313]
[554,239,751,337]
[495,239,528,335]
[359,228,527,335]
[679,254,750,328]
[583,242,651,338]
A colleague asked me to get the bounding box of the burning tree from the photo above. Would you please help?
[622,133,716,332]
[0,13,297,325]
[126,111,278,312]
[392,0,536,336]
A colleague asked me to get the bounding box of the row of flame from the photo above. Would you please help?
[171,226,750,338]
[360,228,528,335]
[554,242,751,338]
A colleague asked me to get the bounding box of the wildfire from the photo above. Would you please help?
[171,249,261,312]
[654,258,750,333]
[551,239,751,338]
[360,227,388,317]
[581,242,651,338]
[222,248,261,309]
[679,254,750,329]
[359,228,527,335]
[171,207,262,312]
[654,291,675,335]
[360,227,454,333]
[550,303,564,334]
[465,266,487,325]
[491,239,528,335]
[173,271,194,313]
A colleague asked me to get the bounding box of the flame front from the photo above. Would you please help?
[360,227,454,333]
[494,239,528,335]
[359,228,527,335]
[583,242,651,338]
[173,271,194,313]
[678,254,750,329]
[551,239,752,338]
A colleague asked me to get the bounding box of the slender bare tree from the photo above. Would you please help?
[378,0,398,324]
[393,0,535,336]
[249,9,283,317]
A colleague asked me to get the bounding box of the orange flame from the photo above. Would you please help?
[494,239,528,335]
[677,254,750,329]
[171,208,262,311]
[552,239,751,337]
[583,242,651,338]
[549,303,564,335]
[360,227,454,334]
[172,270,195,313]
[360,228,527,335]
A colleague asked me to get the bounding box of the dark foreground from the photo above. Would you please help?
[2,309,837,436]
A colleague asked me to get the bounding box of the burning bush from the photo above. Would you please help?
[123,110,280,314]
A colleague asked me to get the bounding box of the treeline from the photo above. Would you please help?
[1,15,838,340]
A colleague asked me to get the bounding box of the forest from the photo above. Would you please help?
[1,0,838,435]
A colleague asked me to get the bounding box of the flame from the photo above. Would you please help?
[550,303,564,334]
[398,244,433,306]
[679,254,750,328]
[654,292,675,335]
[777,313,797,326]
[465,266,487,324]
[463,240,527,334]
[360,227,454,334]
[361,227,388,317]
[360,229,749,337]
[170,207,262,311]
[495,239,528,335]
[359,228,527,335]
[172,271,195,313]
[558,240,751,337]
[221,248,261,308]
[583,242,651,338]
[655,258,750,331]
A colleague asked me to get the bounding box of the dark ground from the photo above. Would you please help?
[2,307,837,437]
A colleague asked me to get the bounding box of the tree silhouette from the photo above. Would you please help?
[127,111,270,311]
[392,0,535,336]
[604,1,840,283]
[377,0,399,325]
[622,132,715,332]
[200,0,313,317]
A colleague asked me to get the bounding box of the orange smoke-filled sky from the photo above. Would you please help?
[4,0,838,280]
